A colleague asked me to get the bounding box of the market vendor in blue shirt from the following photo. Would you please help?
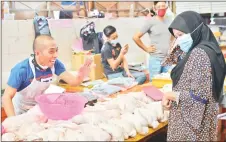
[2,35,93,116]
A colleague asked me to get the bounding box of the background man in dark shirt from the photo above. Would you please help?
[101,25,147,85]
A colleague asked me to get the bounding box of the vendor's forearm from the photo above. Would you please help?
[59,71,84,87]
[2,96,16,117]
[70,74,84,87]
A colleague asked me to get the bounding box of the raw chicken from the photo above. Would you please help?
[36,127,66,141]
[121,113,149,135]
[125,92,154,104]
[71,112,107,125]
[102,109,121,118]
[1,92,168,141]
[46,120,78,130]
[39,122,53,129]
[112,95,140,113]
[98,122,124,141]
[2,113,47,133]
[22,134,43,141]
[16,122,45,139]
[134,108,159,129]
[2,132,19,141]
[84,101,119,112]
[108,118,137,139]
[55,124,109,141]
[27,105,44,115]
[161,110,170,122]
[63,129,91,141]
[83,109,121,119]
[78,124,111,141]
[144,101,165,122]
[133,109,149,127]
[36,129,53,141]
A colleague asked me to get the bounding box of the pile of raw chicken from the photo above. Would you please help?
[2,92,169,141]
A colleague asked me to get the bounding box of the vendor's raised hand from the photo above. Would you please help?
[78,57,95,78]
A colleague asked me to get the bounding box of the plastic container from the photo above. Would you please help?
[35,93,88,120]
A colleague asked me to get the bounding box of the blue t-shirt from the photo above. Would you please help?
[7,58,66,92]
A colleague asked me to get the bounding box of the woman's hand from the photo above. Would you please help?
[162,92,177,110]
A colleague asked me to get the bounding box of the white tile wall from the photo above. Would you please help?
[17,20,35,37]
[2,72,11,89]
[2,36,10,55]
[2,54,10,72]
[9,53,29,70]
[2,21,19,37]
[9,36,33,54]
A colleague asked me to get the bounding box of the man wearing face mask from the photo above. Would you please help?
[133,1,174,81]
[101,25,147,85]
[2,35,93,116]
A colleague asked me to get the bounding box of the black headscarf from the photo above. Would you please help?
[168,11,226,102]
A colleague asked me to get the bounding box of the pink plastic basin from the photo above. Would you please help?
[35,93,88,120]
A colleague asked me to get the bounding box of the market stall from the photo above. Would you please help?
[1,78,171,141]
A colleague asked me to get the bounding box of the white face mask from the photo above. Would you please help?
[177,34,193,53]
[176,22,203,53]
[38,63,49,70]
[110,38,119,46]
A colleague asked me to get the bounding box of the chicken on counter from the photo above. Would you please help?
[1,91,169,141]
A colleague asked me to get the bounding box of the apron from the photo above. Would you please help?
[12,57,55,115]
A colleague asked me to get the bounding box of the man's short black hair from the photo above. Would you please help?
[103,25,116,38]
[154,1,166,5]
